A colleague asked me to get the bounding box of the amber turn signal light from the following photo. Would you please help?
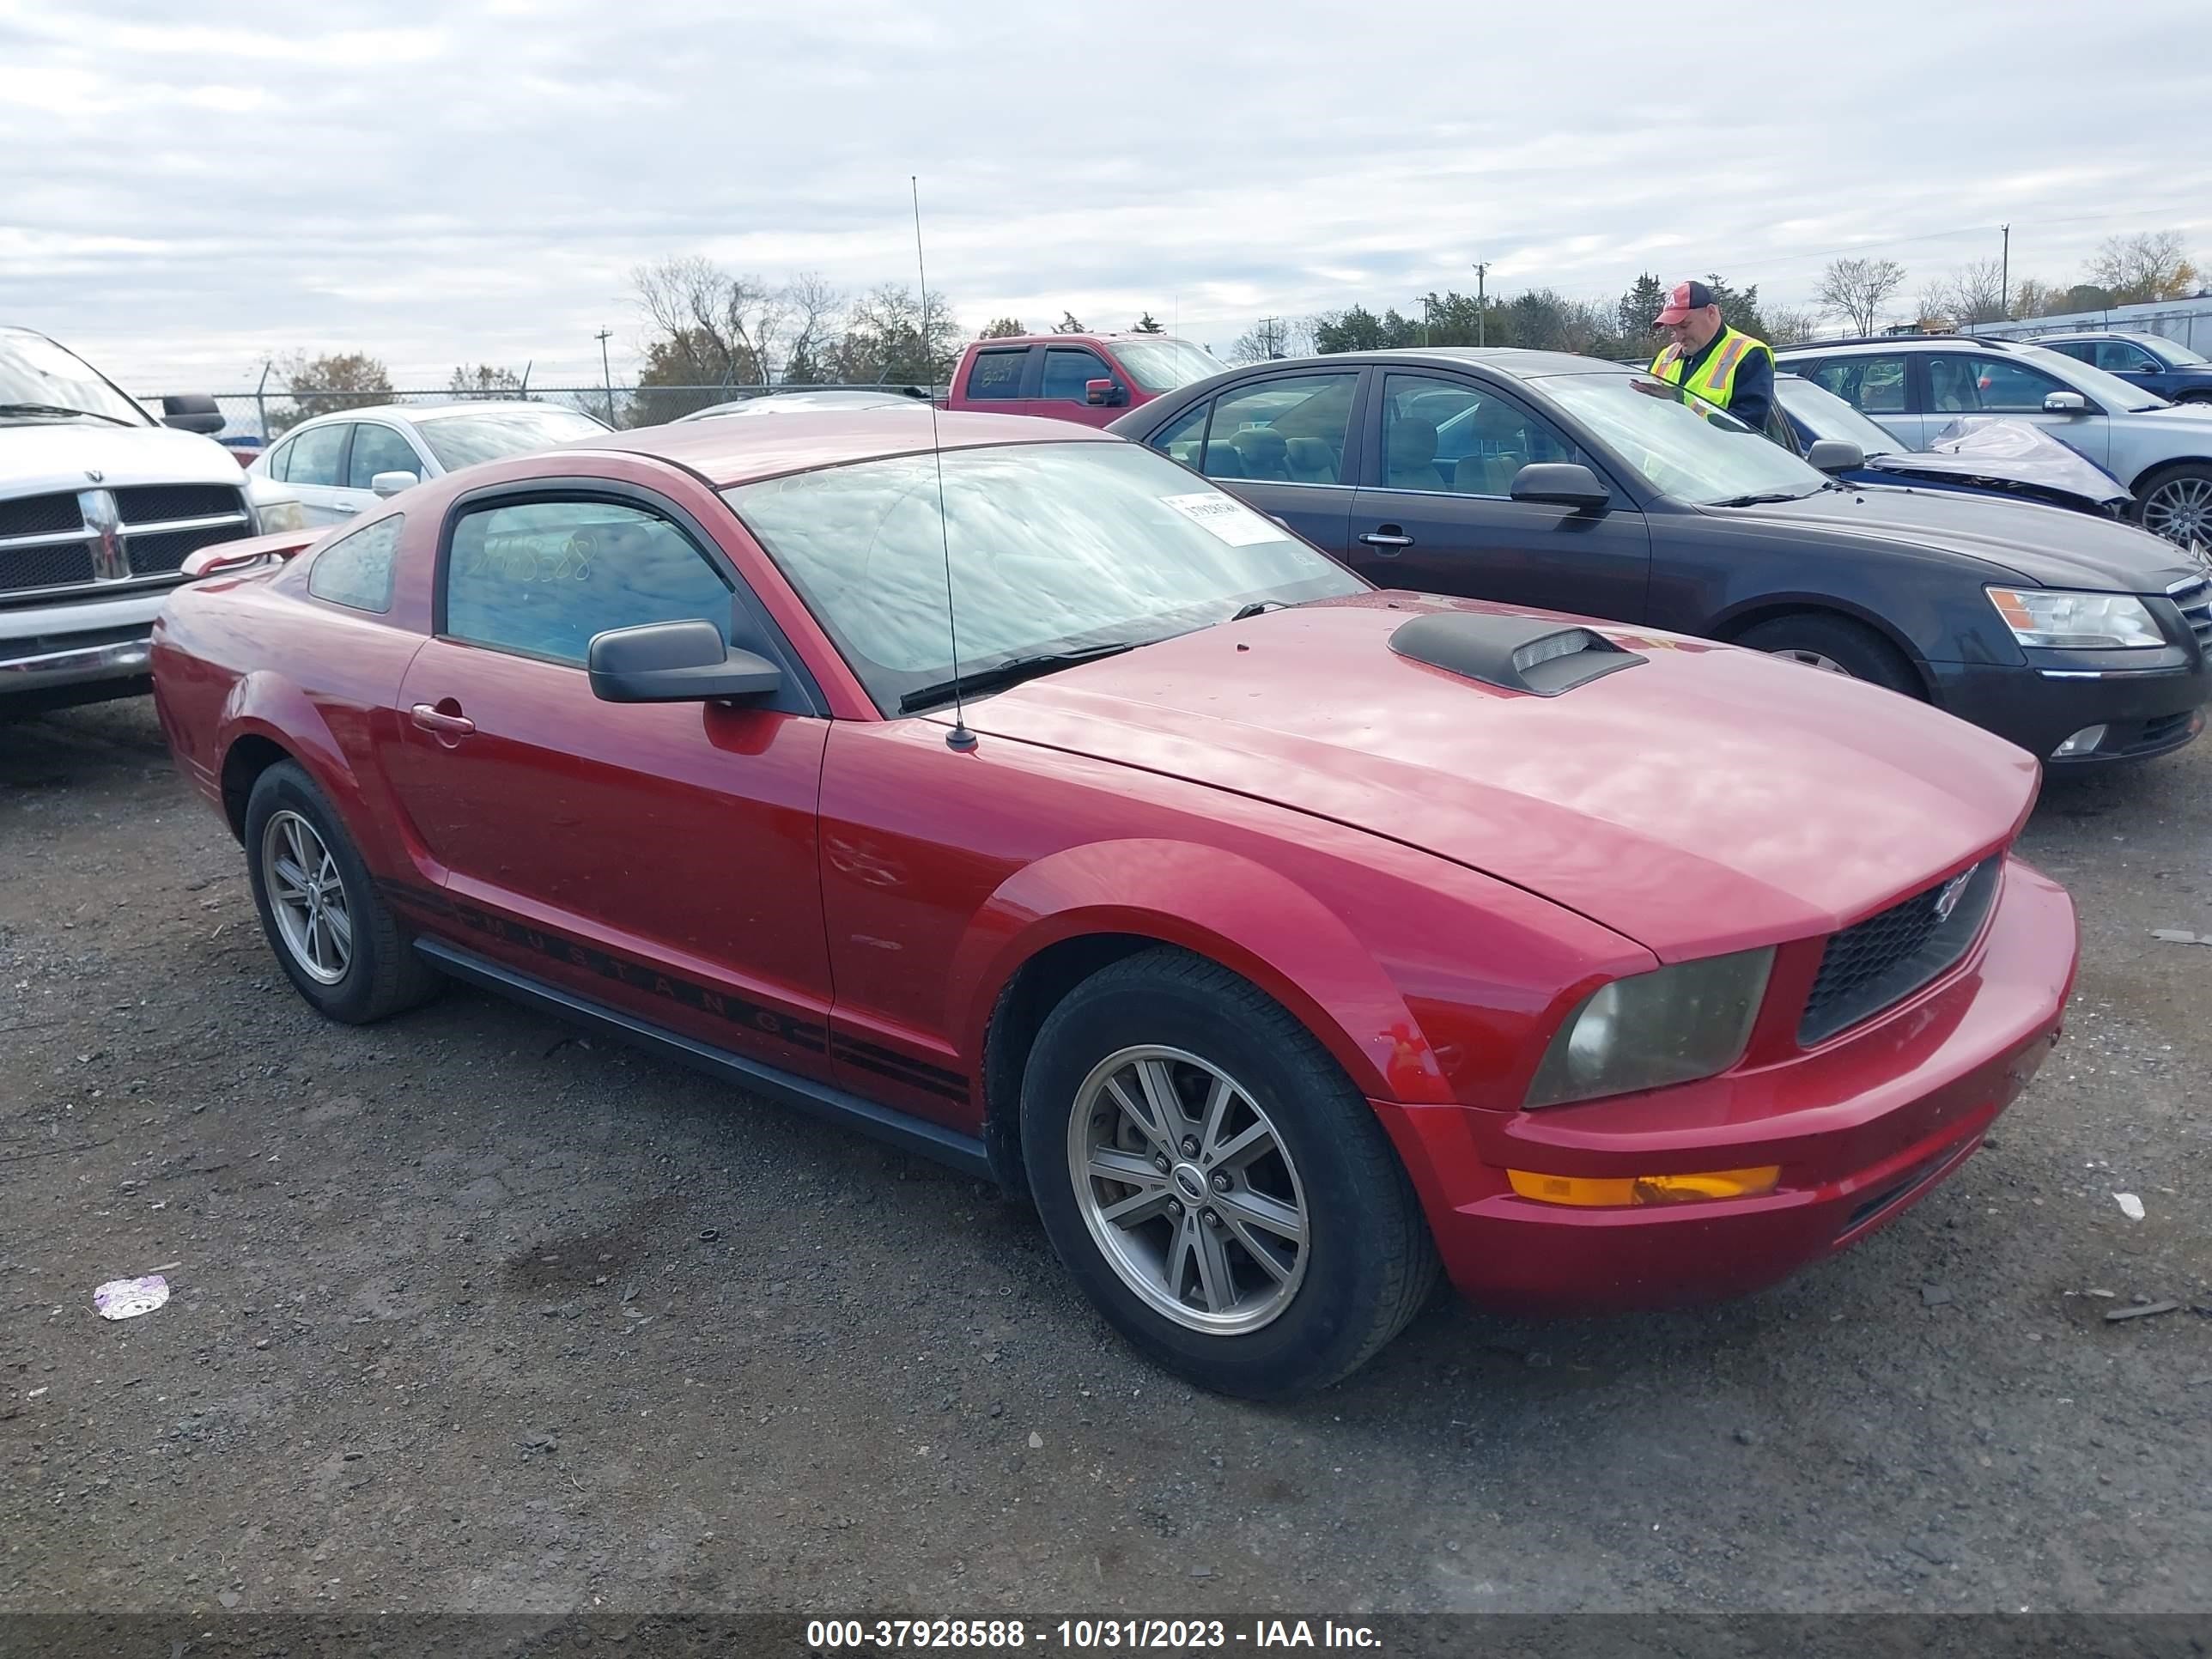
[1505,1166,1781,1207]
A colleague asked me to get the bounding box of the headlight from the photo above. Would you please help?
[1986,586,2162,649]
[253,497,311,533]
[1525,948,1773,1108]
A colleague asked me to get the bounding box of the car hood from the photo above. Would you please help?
[1709,481,2198,592]
[1869,416,2131,509]
[0,420,244,495]
[951,594,2039,960]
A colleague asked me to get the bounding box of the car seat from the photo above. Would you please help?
[1227,428,1291,481]
[1384,416,1441,490]
[1450,401,1530,495]
[1202,444,1246,478]
[1284,436,1337,484]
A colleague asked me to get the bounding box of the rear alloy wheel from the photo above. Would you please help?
[2136,464,2212,548]
[1022,948,1439,1399]
[1733,613,1923,698]
[243,760,441,1024]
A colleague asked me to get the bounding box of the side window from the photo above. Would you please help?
[263,439,294,483]
[1200,373,1358,484]
[2094,341,2156,374]
[965,349,1028,401]
[1040,348,1110,403]
[1381,374,1577,495]
[306,514,404,614]
[1811,356,1906,414]
[284,422,348,488]
[347,423,422,488]
[1149,401,1211,470]
[2045,340,2094,364]
[1940,355,2065,414]
[444,499,735,665]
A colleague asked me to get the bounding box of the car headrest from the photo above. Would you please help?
[1387,416,1437,466]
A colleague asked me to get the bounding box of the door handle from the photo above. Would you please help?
[332,502,361,515]
[1359,530,1414,551]
[410,702,475,737]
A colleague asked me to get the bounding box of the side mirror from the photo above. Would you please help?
[2044,391,2090,415]
[161,393,225,435]
[586,620,782,705]
[1509,462,1611,512]
[1803,438,1865,475]
[1085,378,1127,407]
[370,470,419,498]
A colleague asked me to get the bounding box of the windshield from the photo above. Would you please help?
[2011,343,2168,412]
[1534,373,1829,505]
[724,441,1361,713]
[2152,337,2208,367]
[1113,338,1223,392]
[0,327,152,426]
[414,406,609,470]
[1773,374,1899,454]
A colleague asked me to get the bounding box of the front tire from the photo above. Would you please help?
[1021,948,1439,1399]
[243,760,440,1024]
[1734,612,1923,697]
[2136,462,2212,549]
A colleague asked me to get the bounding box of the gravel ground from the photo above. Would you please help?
[2,697,2207,1617]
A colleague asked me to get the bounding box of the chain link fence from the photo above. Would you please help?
[131,382,939,444]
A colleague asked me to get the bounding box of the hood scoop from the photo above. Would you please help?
[1388,611,1645,696]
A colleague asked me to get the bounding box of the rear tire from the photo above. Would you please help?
[2135,462,2212,548]
[1734,613,1923,697]
[1020,948,1440,1400]
[243,760,441,1024]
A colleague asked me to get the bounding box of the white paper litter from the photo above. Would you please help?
[2113,1192,2145,1222]
[93,1274,169,1320]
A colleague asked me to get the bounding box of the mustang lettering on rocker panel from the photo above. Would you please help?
[374,878,969,1103]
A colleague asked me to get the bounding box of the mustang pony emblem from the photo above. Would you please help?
[1933,870,1975,924]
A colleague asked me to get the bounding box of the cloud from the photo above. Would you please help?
[1,0,2207,389]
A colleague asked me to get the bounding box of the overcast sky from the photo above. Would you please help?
[3,0,2208,392]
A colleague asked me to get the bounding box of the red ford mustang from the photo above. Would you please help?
[151,411,2078,1398]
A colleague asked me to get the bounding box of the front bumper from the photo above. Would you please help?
[1372,857,2077,1316]
[0,589,178,710]
[1929,657,2206,764]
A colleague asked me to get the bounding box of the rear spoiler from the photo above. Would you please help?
[182,527,323,580]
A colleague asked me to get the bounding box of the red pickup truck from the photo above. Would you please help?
[940,332,1223,427]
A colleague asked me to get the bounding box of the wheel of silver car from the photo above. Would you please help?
[1066,1044,1309,1335]
[261,809,352,985]
[2138,465,2212,547]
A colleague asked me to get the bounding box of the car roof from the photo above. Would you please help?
[1221,347,1635,380]
[1778,335,2025,354]
[580,409,1118,488]
[973,332,1194,348]
[282,399,580,428]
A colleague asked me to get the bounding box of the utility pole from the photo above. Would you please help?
[594,328,615,425]
[1474,263,1488,347]
[1999,224,2010,321]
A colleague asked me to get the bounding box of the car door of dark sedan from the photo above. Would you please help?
[1143,368,1361,557]
[1342,372,1654,620]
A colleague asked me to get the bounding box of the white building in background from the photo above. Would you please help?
[1965,294,2212,354]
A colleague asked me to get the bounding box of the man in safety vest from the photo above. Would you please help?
[1649,280,1775,431]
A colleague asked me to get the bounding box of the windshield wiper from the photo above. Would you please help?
[1228,599,1290,622]
[1710,489,1814,507]
[898,641,1136,714]
[0,401,137,426]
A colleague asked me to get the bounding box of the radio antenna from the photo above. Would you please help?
[913,175,975,752]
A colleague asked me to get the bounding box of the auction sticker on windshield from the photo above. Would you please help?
[1161,491,1281,546]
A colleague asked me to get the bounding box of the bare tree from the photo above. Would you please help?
[632,256,793,386]
[1816,257,1908,335]
[781,271,844,386]
[1764,307,1817,346]
[2087,231,2199,305]
[1924,258,2008,326]
[2009,276,2066,319]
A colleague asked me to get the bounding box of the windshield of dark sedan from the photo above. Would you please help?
[1774,374,1901,455]
[2012,343,2168,411]
[0,327,152,425]
[723,441,1361,712]
[1534,372,1829,504]
[414,406,609,470]
[1113,339,1224,392]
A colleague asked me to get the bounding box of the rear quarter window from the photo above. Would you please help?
[306,514,404,614]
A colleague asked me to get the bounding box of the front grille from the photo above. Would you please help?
[1800,857,2002,1046]
[0,492,86,539]
[0,541,99,593]
[125,521,252,577]
[112,483,244,526]
[2170,575,2211,651]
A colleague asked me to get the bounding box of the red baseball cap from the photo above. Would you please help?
[1654,280,1715,325]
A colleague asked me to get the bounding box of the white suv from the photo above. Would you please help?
[1777,335,2212,550]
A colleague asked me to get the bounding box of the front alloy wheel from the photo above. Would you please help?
[1068,1046,1308,1334]
[2140,469,2212,547]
